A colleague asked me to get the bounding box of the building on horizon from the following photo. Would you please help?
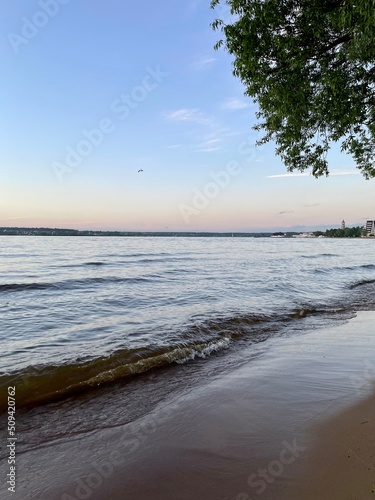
[341,219,346,230]
[366,220,375,236]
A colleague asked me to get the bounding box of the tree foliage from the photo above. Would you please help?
[211,0,375,177]
[314,226,365,237]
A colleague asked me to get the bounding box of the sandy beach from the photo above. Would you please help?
[2,311,375,500]
[287,389,375,500]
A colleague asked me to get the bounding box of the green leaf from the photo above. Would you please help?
[211,0,375,178]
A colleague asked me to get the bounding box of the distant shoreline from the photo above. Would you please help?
[0,227,288,237]
[0,227,370,238]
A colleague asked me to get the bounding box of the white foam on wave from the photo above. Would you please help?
[176,337,231,364]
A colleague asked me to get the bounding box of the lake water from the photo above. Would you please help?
[1,236,375,439]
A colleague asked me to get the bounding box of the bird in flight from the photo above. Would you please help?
[138,169,143,173]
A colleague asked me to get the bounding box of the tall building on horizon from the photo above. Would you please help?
[366,220,375,236]
[341,219,346,230]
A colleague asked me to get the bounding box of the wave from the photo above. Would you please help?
[313,263,375,275]
[287,307,327,318]
[83,261,107,266]
[0,305,353,411]
[349,278,375,289]
[336,263,375,272]
[0,338,232,411]
[57,261,109,268]
[312,268,331,274]
[0,283,57,292]
[132,257,196,264]
[300,253,340,259]
[0,276,155,293]
[56,256,195,269]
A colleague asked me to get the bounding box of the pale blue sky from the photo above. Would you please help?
[1,0,373,231]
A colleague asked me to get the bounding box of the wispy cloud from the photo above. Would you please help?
[191,56,217,71]
[268,173,310,179]
[278,211,294,215]
[193,146,221,153]
[165,110,236,153]
[304,203,320,207]
[166,108,198,121]
[193,138,222,153]
[165,108,214,126]
[268,170,360,179]
[167,144,181,149]
[221,98,248,110]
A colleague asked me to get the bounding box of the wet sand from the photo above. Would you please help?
[2,312,375,500]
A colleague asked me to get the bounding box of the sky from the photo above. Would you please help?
[1,0,374,232]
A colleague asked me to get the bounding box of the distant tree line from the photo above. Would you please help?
[0,227,275,237]
[314,226,365,237]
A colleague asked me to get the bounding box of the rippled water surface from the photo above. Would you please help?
[1,236,375,408]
